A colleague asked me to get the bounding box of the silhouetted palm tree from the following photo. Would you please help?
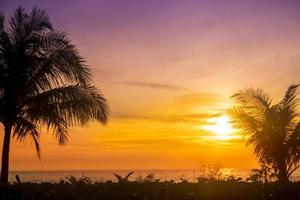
[0,7,109,183]
[231,84,300,182]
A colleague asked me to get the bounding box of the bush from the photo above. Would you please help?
[1,180,300,200]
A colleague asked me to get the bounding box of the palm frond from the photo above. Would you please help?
[23,84,109,125]
[8,7,29,43]
[19,102,68,145]
[232,88,272,109]
[281,84,299,109]
[19,85,109,144]
[113,171,134,183]
[286,122,300,164]
[13,117,41,158]
[125,171,134,180]
[8,7,52,45]
[229,106,261,136]
[279,84,300,136]
[0,14,3,32]
[113,173,122,181]
[231,88,271,124]
[28,6,52,32]
[23,32,91,98]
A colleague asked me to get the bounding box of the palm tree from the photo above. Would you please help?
[0,7,109,184]
[231,84,300,182]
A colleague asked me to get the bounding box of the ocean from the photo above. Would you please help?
[8,168,300,183]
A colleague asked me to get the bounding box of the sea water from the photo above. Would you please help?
[9,168,300,183]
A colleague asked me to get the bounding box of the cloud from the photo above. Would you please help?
[111,92,227,124]
[94,137,214,150]
[121,81,184,90]
[174,92,224,106]
[112,112,214,124]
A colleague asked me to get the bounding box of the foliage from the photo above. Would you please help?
[0,6,109,183]
[225,175,243,182]
[247,163,277,183]
[135,173,160,183]
[230,84,300,182]
[0,6,109,155]
[196,163,222,182]
[63,175,92,184]
[113,171,134,183]
[1,180,300,200]
[179,175,189,183]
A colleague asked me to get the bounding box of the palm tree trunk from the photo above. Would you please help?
[0,124,12,184]
[278,164,289,183]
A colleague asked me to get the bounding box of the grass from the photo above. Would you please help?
[1,177,300,200]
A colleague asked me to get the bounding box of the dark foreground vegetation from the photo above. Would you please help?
[1,179,300,200]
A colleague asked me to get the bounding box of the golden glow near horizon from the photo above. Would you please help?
[204,115,235,140]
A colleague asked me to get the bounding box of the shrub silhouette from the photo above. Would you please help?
[113,171,134,183]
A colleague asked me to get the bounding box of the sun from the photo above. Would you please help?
[204,115,235,140]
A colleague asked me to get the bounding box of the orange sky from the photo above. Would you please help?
[2,0,300,170]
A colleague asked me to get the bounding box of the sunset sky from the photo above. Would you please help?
[1,0,300,170]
